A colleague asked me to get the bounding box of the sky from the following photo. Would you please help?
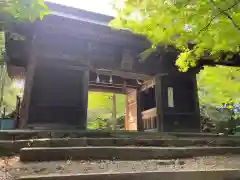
[45,0,116,16]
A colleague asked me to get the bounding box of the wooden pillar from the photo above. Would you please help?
[20,36,37,128]
[136,88,144,131]
[124,94,129,130]
[81,70,89,129]
[154,75,164,132]
[193,73,201,132]
[124,89,138,131]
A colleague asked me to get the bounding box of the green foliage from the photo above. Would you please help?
[200,104,232,123]
[88,92,125,129]
[110,0,240,71]
[111,0,240,107]
[198,66,240,105]
[0,32,4,65]
[0,65,23,115]
[200,103,240,134]
[0,0,50,26]
[88,92,125,118]
[88,116,125,130]
[0,0,49,115]
[0,0,50,62]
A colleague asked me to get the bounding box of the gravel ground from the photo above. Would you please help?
[1,155,240,178]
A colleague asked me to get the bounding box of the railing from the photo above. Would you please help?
[142,108,157,131]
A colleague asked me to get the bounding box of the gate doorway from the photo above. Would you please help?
[87,92,126,130]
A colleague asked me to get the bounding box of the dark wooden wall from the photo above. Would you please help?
[27,63,89,128]
[155,73,200,132]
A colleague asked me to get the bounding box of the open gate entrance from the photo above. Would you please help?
[125,89,137,131]
[125,79,157,132]
[140,80,157,132]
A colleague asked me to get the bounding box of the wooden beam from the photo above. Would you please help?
[89,81,138,89]
[140,79,155,91]
[37,52,89,66]
[36,50,153,80]
[94,69,152,81]
[142,108,157,120]
[89,87,126,94]
[39,62,89,71]
[89,83,128,94]
[37,19,150,49]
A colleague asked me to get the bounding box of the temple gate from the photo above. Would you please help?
[4,2,201,132]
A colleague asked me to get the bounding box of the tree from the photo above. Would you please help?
[0,64,23,115]
[0,0,49,26]
[87,92,125,129]
[111,0,240,69]
[0,0,49,115]
[0,0,49,66]
[198,66,240,105]
[110,0,240,105]
[0,0,50,60]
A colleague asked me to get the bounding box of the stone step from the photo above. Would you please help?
[2,137,240,153]
[17,169,240,180]
[0,130,167,140]
[20,146,240,162]
[1,129,239,140]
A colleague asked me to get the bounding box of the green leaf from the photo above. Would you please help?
[38,0,48,9]
[39,10,51,20]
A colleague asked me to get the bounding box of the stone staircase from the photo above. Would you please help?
[1,130,240,180]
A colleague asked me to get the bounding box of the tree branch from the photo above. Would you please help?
[209,0,240,31]
[198,0,240,35]
[222,0,239,11]
[198,16,216,34]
